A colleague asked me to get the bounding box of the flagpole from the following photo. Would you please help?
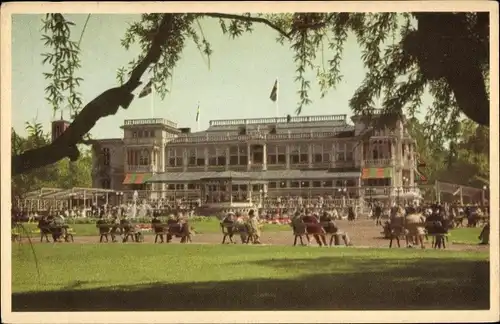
[151,84,155,118]
[275,77,279,118]
[197,101,200,132]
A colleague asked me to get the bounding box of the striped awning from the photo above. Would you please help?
[361,167,392,179]
[123,173,152,185]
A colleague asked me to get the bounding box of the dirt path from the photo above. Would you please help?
[15,219,489,252]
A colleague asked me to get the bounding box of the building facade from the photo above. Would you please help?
[91,112,422,205]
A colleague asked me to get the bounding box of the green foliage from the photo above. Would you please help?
[113,12,489,144]
[406,117,489,187]
[41,14,83,119]
[35,13,488,175]
[11,122,92,199]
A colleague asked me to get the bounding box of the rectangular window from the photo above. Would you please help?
[312,181,322,188]
[268,182,277,189]
[252,145,263,164]
[323,180,333,187]
[312,144,323,163]
[299,144,309,163]
[336,143,345,161]
[277,146,286,164]
[267,145,277,165]
[216,147,226,166]
[167,184,175,190]
[291,181,300,188]
[323,144,331,162]
[196,148,205,166]
[168,148,183,167]
[279,181,287,188]
[139,149,150,166]
[187,148,197,166]
[290,145,300,165]
[229,146,239,165]
[208,147,217,166]
[301,181,310,188]
[238,146,248,166]
[345,142,353,161]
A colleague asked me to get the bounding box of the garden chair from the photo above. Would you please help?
[153,223,166,243]
[291,222,307,246]
[220,222,236,244]
[97,223,111,243]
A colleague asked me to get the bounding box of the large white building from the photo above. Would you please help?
[91,111,422,205]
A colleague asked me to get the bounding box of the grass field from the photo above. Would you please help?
[11,243,489,311]
[17,218,483,244]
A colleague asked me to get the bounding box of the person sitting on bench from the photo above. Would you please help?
[166,215,180,243]
[152,214,164,243]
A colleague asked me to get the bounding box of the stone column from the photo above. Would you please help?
[262,143,267,171]
[182,148,187,172]
[247,144,251,171]
[286,145,290,169]
[204,147,208,171]
[308,144,313,168]
[150,148,154,172]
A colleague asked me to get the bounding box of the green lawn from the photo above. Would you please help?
[11,244,489,311]
[450,227,483,244]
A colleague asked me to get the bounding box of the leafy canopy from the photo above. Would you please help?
[25,12,489,175]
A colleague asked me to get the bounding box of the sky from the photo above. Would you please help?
[11,13,431,140]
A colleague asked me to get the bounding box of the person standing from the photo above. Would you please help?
[247,210,261,244]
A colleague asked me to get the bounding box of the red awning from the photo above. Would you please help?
[122,173,152,185]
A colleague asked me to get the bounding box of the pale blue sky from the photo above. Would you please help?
[12,14,430,139]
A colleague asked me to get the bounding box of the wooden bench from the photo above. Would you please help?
[167,223,192,243]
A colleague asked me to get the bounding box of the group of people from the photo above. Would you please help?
[35,213,71,242]
[381,203,490,248]
[218,207,353,247]
[289,209,352,247]
[220,209,263,244]
[151,214,194,243]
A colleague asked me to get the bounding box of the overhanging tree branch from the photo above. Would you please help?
[12,14,176,176]
[203,13,292,39]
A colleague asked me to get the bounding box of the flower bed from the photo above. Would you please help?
[262,218,291,225]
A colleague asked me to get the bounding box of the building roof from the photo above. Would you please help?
[169,125,356,145]
[147,170,361,183]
